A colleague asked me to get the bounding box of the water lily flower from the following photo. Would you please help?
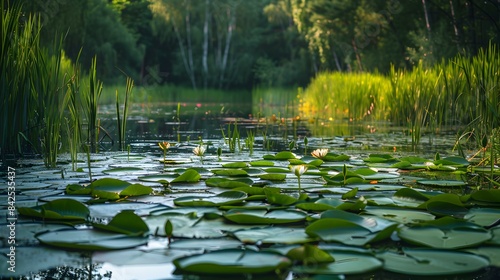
[159,141,171,151]
[311,148,329,159]
[193,145,206,164]
[290,164,308,193]
[159,141,170,166]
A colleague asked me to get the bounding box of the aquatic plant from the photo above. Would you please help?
[193,145,206,164]
[159,141,171,166]
[81,57,103,153]
[245,129,255,156]
[311,148,328,160]
[290,164,307,193]
[116,77,134,151]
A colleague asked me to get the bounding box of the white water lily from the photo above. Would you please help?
[193,145,206,156]
[311,148,329,159]
[290,164,308,193]
[193,145,206,164]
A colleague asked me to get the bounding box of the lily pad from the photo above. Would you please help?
[36,229,148,250]
[417,180,467,187]
[173,248,291,274]
[378,248,489,275]
[224,209,307,224]
[174,191,247,207]
[398,218,492,249]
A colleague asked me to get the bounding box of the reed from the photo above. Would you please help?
[1,3,40,160]
[33,40,68,167]
[81,57,103,153]
[65,52,83,171]
[116,77,134,151]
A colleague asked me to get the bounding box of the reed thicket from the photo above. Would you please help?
[300,44,499,154]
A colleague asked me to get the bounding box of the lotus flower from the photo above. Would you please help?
[311,148,329,159]
[290,164,308,193]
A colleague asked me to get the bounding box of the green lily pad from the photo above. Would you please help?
[173,249,291,274]
[205,177,252,188]
[222,162,248,168]
[470,189,500,204]
[293,247,383,275]
[233,227,316,244]
[17,198,89,221]
[250,160,275,167]
[36,229,148,250]
[259,173,287,181]
[417,180,467,187]
[398,218,492,249]
[363,206,435,224]
[92,210,149,236]
[171,169,201,183]
[212,169,249,177]
[378,248,489,275]
[174,191,247,207]
[224,209,307,224]
[465,208,500,227]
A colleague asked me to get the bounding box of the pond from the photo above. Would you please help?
[1,102,499,280]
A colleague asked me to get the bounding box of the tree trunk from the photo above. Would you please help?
[185,9,196,89]
[202,0,210,89]
[219,4,236,88]
[449,0,462,52]
[171,18,197,89]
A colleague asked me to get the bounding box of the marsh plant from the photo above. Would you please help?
[245,129,255,156]
[159,141,171,167]
[116,77,134,151]
[193,145,206,164]
[290,164,308,193]
[82,57,103,153]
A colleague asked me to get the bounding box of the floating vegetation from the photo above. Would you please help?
[2,141,499,279]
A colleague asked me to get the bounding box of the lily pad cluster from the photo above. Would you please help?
[3,148,500,278]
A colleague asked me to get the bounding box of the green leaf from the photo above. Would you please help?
[259,173,287,181]
[119,184,152,197]
[274,151,297,160]
[222,162,248,168]
[224,209,307,224]
[398,219,492,249]
[171,169,201,183]
[378,248,489,275]
[165,220,173,237]
[286,244,334,264]
[205,177,252,188]
[36,229,148,250]
[92,210,149,236]
[173,249,291,274]
[249,160,275,167]
[470,189,500,203]
[341,187,358,199]
[212,169,249,177]
[233,227,316,244]
[265,188,299,206]
[417,180,467,187]
[89,178,131,191]
[293,246,383,275]
[18,198,89,221]
[174,191,247,207]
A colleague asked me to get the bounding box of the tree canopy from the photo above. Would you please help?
[19,0,500,88]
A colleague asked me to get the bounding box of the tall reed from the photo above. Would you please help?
[82,57,103,153]
[116,77,134,151]
[32,39,68,167]
[1,2,39,160]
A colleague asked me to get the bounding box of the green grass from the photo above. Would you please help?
[100,84,252,106]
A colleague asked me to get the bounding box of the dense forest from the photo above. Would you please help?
[19,0,500,89]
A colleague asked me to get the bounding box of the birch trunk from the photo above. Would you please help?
[202,0,210,89]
